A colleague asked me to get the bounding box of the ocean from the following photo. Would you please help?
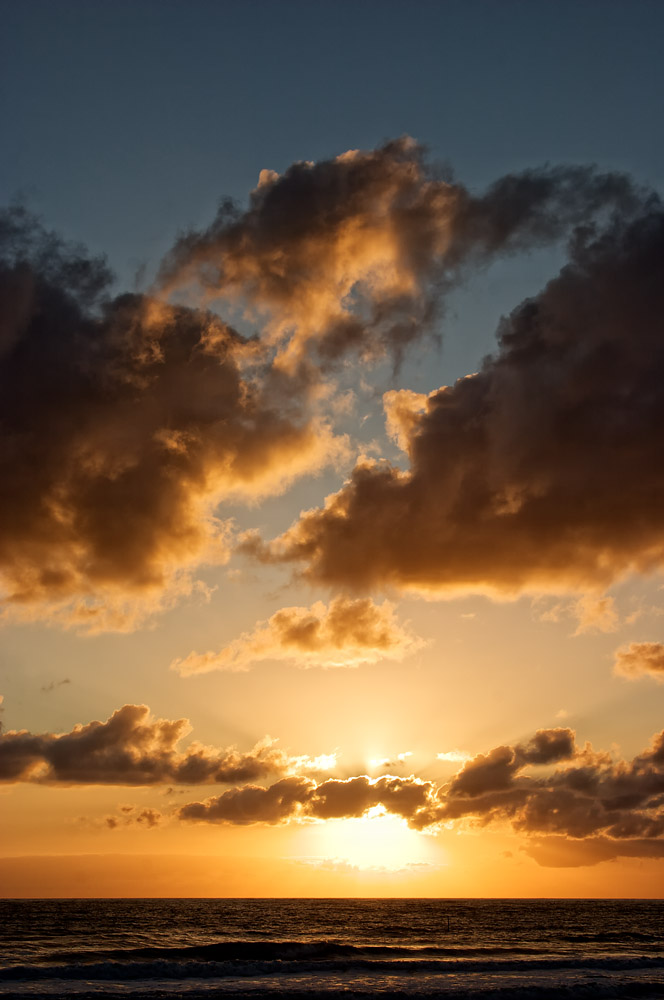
[1,898,663,999]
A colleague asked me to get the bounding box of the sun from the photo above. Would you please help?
[295,808,438,871]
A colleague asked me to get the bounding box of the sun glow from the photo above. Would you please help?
[296,809,438,871]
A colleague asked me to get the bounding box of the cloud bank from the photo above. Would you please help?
[171,596,423,674]
[178,725,664,866]
[5,699,663,866]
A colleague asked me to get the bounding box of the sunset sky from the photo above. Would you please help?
[1,0,664,898]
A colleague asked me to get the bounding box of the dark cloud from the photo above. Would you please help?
[161,138,644,372]
[177,726,664,866]
[1,145,656,629]
[517,728,577,765]
[179,775,314,825]
[178,774,434,826]
[135,807,164,828]
[159,138,445,371]
[2,706,662,868]
[443,745,522,799]
[434,728,664,846]
[0,208,343,630]
[0,704,331,785]
[248,198,664,597]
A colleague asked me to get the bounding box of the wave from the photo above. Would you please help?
[18,937,664,969]
[560,930,660,943]
[29,941,557,965]
[2,949,664,983]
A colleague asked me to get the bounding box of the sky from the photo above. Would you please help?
[1,0,664,898]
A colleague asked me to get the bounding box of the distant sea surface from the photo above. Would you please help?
[1,898,664,999]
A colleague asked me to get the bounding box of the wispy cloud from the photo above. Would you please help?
[614,642,664,682]
[40,678,71,694]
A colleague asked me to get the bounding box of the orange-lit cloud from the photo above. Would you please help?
[4,698,664,867]
[178,774,434,826]
[160,138,447,372]
[434,729,664,845]
[0,209,346,630]
[177,726,664,865]
[1,150,654,630]
[0,704,333,784]
[161,140,643,372]
[614,641,664,682]
[532,595,621,635]
[171,596,423,674]
[523,836,664,868]
[246,203,664,598]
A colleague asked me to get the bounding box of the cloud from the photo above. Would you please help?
[177,728,578,829]
[105,806,163,830]
[171,596,424,674]
[436,750,472,763]
[176,726,664,866]
[0,703,333,785]
[161,140,644,374]
[572,596,620,635]
[435,728,664,846]
[1,148,657,629]
[292,856,441,875]
[159,138,446,372]
[517,728,578,765]
[40,679,71,694]
[0,208,345,631]
[523,836,664,868]
[245,198,664,599]
[4,706,662,867]
[532,595,621,635]
[614,642,664,682]
[439,728,577,803]
[9,709,634,865]
[366,750,414,771]
[178,774,434,826]
[178,775,315,825]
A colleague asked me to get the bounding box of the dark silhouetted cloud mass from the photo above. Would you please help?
[177,726,664,866]
[2,141,660,630]
[249,200,664,597]
[0,208,343,630]
[0,704,332,785]
[161,139,644,373]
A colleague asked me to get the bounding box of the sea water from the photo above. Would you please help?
[1,898,663,999]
